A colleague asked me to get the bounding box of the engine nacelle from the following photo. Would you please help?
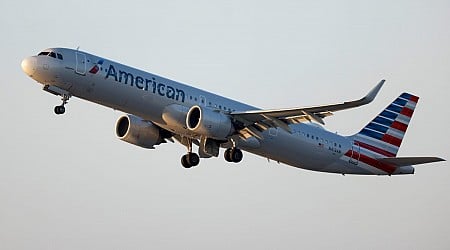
[116,114,164,149]
[186,105,234,140]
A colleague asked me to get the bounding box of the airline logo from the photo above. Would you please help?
[89,59,104,74]
[358,92,418,151]
[104,64,187,103]
[345,93,419,174]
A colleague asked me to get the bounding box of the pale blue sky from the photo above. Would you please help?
[1,0,449,249]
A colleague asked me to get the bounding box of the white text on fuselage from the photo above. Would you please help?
[105,64,185,102]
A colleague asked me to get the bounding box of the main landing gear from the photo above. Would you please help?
[181,148,243,168]
[224,148,243,163]
[54,93,70,115]
[181,152,200,168]
[180,137,243,168]
[181,138,200,168]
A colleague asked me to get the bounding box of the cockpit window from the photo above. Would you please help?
[37,51,63,60]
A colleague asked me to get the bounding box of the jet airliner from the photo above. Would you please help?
[21,48,444,175]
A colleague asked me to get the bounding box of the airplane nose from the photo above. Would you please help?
[21,56,36,76]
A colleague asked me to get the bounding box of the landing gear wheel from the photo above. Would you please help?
[54,105,65,115]
[187,152,200,167]
[224,148,233,162]
[181,154,191,168]
[53,93,70,115]
[224,148,243,163]
[231,148,243,163]
[181,152,200,168]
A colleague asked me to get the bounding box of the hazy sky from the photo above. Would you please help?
[1,0,449,249]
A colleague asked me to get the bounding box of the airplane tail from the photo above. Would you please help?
[347,92,445,175]
[353,93,419,157]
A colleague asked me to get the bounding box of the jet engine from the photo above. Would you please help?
[116,114,167,149]
[186,105,234,140]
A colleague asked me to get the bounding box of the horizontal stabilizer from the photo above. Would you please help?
[378,157,445,166]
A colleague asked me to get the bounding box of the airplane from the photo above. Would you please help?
[21,48,445,175]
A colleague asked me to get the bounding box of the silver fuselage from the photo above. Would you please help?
[21,48,414,175]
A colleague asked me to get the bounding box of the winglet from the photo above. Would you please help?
[333,79,385,112]
[359,79,385,105]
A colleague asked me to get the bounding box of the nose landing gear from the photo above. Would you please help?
[54,93,70,115]
[43,85,72,115]
[54,105,65,114]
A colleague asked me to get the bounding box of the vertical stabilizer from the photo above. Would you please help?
[352,93,419,157]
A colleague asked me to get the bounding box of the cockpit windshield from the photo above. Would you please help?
[38,51,64,60]
[38,51,49,56]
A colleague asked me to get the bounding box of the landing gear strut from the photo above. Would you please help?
[224,148,243,163]
[54,93,70,115]
[181,138,200,168]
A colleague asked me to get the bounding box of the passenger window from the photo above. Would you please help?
[49,52,56,58]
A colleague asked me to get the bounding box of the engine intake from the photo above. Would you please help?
[116,114,166,149]
[186,105,234,140]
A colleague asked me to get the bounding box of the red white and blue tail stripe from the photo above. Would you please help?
[353,93,418,157]
[342,93,419,174]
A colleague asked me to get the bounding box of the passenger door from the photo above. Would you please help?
[75,52,86,75]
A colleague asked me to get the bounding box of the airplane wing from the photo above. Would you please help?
[231,80,385,139]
